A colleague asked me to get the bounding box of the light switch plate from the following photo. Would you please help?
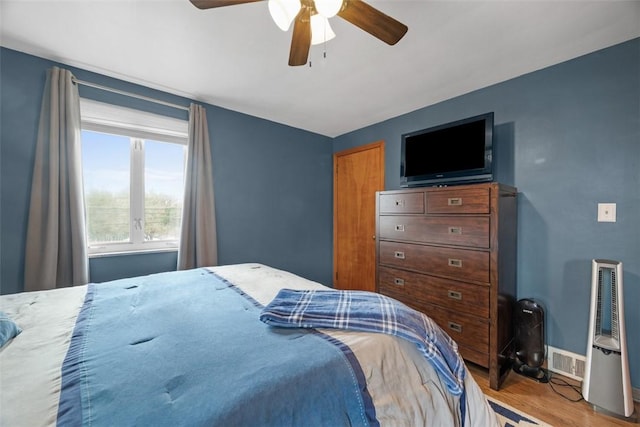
[597,203,616,222]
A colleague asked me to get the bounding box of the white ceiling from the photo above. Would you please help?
[1,1,639,137]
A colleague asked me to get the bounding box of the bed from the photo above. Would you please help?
[0,263,499,426]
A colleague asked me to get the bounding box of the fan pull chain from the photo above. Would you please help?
[323,20,329,60]
[309,17,331,67]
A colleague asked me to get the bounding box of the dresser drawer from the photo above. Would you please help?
[427,187,490,214]
[378,192,424,214]
[378,266,489,318]
[459,346,490,368]
[422,304,489,356]
[382,291,490,368]
[379,241,490,283]
[378,215,489,248]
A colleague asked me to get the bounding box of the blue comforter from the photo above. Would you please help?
[57,269,376,426]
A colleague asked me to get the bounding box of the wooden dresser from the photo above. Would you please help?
[375,182,517,390]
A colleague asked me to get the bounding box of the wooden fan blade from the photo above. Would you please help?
[190,0,262,10]
[288,7,311,66]
[338,0,408,45]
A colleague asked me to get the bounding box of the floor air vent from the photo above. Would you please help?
[547,346,586,381]
[575,358,586,379]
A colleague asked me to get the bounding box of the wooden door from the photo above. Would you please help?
[333,141,384,291]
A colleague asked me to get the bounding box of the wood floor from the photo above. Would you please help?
[468,363,639,426]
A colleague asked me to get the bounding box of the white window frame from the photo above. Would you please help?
[80,99,189,255]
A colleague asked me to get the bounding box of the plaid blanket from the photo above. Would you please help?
[260,289,467,421]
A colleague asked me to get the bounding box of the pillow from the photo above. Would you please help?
[0,311,22,348]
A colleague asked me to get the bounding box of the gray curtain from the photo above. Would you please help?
[24,66,89,291]
[178,103,218,269]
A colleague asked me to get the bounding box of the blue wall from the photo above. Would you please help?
[0,47,333,293]
[334,38,640,389]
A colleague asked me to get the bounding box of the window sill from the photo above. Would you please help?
[88,247,178,259]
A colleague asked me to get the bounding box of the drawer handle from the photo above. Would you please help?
[395,199,405,207]
[448,226,462,235]
[394,251,405,259]
[448,197,463,206]
[447,290,462,300]
[448,322,463,333]
[395,224,405,232]
[448,258,462,268]
[394,278,405,286]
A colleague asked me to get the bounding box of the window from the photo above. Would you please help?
[80,99,188,255]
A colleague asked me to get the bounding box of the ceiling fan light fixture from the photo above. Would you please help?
[314,0,343,18]
[310,13,336,45]
[189,0,408,66]
[268,0,301,31]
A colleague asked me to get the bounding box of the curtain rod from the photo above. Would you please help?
[72,77,190,112]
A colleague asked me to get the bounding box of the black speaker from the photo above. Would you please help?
[513,298,548,382]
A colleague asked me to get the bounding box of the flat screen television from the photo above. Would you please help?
[401,112,494,187]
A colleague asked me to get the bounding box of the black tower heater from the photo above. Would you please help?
[513,298,549,382]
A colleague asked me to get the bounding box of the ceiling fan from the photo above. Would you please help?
[190,0,408,66]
